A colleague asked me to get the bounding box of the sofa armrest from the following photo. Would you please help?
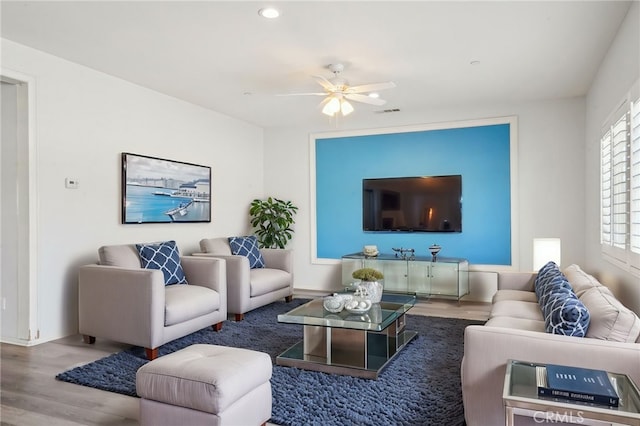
[497,272,536,291]
[78,264,165,349]
[461,325,640,426]
[261,248,293,273]
[181,256,226,293]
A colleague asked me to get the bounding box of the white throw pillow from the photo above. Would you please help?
[579,286,640,343]
[563,264,603,297]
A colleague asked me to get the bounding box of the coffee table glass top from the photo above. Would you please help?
[277,293,416,332]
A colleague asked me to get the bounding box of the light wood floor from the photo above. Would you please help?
[0,298,490,426]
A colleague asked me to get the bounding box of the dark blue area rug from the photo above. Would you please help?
[57,299,483,426]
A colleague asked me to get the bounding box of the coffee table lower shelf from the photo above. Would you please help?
[276,328,418,379]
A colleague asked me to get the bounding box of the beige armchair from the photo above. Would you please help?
[78,243,227,360]
[195,237,293,321]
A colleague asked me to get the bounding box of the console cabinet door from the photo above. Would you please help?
[377,260,408,293]
[429,262,460,297]
[409,261,430,296]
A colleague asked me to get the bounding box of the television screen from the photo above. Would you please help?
[363,175,462,232]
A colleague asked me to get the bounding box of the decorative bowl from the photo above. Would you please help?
[363,245,378,257]
[344,297,372,314]
[323,294,346,313]
[363,249,379,257]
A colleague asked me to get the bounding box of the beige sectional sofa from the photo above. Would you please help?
[461,264,640,426]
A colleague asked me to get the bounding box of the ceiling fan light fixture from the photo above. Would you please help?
[322,96,341,116]
[282,63,395,118]
[341,99,354,116]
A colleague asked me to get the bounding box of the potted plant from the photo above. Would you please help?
[352,267,384,303]
[352,268,384,281]
[249,197,298,249]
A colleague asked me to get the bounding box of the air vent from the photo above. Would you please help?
[376,108,401,114]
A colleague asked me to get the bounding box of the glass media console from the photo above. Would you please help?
[342,252,469,301]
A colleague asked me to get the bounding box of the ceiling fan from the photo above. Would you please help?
[279,63,396,117]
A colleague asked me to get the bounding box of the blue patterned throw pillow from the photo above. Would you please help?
[543,287,590,337]
[228,236,265,269]
[537,273,573,309]
[136,240,188,285]
[534,261,564,300]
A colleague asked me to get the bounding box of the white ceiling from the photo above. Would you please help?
[1,1,632,129]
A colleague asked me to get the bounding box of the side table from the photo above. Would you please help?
[503,360,640,426]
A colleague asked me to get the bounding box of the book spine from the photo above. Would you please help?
[538,386,619,408]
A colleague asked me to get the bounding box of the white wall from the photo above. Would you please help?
[1,39,265,343]
[585,2,640,314]
[264,97,586,296]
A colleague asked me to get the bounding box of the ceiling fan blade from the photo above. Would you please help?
[346,81,396,94]
[277,92,327,97]
[313,75,337,92]
[344,93,387,106]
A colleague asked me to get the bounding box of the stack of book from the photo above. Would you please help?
[536,364,620,408]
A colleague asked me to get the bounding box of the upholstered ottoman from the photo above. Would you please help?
[136,344,272,426]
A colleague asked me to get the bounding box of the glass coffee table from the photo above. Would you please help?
[503,360,640,426]
[276,293,417,379]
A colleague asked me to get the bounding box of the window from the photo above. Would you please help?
[600,80,640,275]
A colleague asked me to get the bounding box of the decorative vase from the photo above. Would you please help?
[358,280,383,304]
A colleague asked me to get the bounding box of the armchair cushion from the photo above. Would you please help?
[249,268,291,297]
[228,236,265,269]
[164,284,221,326]
[136,240,188,285]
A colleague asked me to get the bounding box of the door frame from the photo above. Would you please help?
[1,68,38,345]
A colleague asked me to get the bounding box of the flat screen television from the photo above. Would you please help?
[362,175,462,232]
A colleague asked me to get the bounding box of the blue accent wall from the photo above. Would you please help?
[315,123,511,264]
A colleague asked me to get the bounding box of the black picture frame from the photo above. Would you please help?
[121,152,211,224]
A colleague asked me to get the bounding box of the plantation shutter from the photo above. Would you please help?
[601,129,612,246]
[601,80,640,275]
[630,97,640,257]
[611,113,628,251]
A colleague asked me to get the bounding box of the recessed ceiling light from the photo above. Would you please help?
[368,92,380,98]
[258,7,280,19]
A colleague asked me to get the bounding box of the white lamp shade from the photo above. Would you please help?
[533,238,561,271]
[322,97,341,116]
[340,99,354,116]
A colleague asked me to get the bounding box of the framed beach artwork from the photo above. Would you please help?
[121,152,211,224]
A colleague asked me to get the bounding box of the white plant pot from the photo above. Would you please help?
[359,280,383,304]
